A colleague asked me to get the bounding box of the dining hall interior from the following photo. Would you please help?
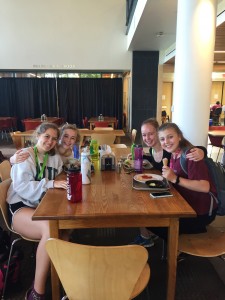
[1,1,225,299]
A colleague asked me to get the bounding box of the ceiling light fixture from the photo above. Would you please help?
[214,51,225,53]
[156,32,164,37]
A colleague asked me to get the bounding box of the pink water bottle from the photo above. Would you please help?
[66,168,82,203]
[134,145,143,173]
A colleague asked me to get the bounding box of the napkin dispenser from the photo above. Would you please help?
[100,153,115,170]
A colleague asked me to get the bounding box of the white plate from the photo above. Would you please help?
[134,173,163,183]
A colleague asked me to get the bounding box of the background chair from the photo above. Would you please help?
[46,238,150,300]
[131,129,137,144]
[0,179,39,299]
[10,131,22,150]
[212,107,222,125]
[91,133,116,145]
[82,117,88,128]
[208,134,224,162]
[94,127,113,131]
[0,160,11,182]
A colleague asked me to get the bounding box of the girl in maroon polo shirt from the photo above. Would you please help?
[158,122,217,234]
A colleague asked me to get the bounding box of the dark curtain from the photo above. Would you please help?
[57,78,123,128]
[0,77,123,130]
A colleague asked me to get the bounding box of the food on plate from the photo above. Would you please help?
[141,174,153,179]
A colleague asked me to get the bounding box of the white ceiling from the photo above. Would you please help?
[128,0,177,52]
[127,0,225,65]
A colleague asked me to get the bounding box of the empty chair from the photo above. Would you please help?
[208,134,224,162]
[10,131,22,149]
[91,133,116,145]
[82,117,88,128]
[131,129,137,144]
[0,160,11,181]
[0,179,39,299]
[178,216,225,258]
[94,126,113,131]
[0,118,13,141]
[94,121,110,128]
[46,238,150,300]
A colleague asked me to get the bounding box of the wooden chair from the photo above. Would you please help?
[131,129,137,144]
[91,133,116,145]
[178,216,225,258]
[10,131,22,149]
[0,179,39,299]
[94,127,113,131]
[46,238,150,300]
[0,160,11,181]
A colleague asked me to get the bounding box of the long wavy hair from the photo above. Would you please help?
[158,122,193,150]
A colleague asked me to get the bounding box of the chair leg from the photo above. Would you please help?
[161,240,167,261]
[1,237,21,300]
[216,148,221,162]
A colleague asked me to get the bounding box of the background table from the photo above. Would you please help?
[33,148,195,300]
[23,117,62,131]
[88,117,117,129]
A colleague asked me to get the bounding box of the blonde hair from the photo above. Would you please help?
[60,123,80,143]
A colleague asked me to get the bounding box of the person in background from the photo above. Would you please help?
[7,122,67,300]
[10,123,80,166]
[210,101,222,118]
[211,100,222,112]
[131,118,206,248]
[148,122,217,240]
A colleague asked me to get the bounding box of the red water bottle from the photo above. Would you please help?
[66,168,82,203]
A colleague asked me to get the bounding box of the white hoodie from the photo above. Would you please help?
[7,147,63,208]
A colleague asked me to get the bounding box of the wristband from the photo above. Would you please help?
[175,176,180,185]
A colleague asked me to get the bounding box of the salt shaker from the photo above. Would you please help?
[81,147,91,184]
[66,167,82,203]
[134,145,143,172]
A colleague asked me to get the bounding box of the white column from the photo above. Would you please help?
[172,0,217,146]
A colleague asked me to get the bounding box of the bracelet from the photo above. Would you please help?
[175,176,180,185]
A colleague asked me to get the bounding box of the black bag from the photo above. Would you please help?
[0,227,21,295]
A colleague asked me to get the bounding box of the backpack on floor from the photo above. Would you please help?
[0,227,21,295]
[180,149,225,216]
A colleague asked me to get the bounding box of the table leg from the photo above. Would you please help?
[166,218,179,300]
[49,220,60,300]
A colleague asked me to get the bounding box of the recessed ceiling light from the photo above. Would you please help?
[156,32,164,37]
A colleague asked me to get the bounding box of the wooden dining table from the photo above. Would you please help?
[88,117,117,129]
[32,148,195,300]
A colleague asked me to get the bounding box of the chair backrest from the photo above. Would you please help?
[0,178,12,232]
[131,129,137,143]
[94,127,113,131]
[46,239,150,300]
[10,131,22,149]
[208,134,224,147]
[94,121,110,128]
[214,107,222,116]
[91,133,116,145]
[0,160,11,182]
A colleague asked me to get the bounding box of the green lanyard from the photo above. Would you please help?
[34,146,49,180]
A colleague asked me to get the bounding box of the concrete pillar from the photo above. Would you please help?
[172,0,217,146]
